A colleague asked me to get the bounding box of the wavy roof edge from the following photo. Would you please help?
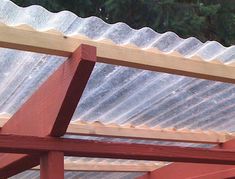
[1,0,235,63]
[0,112,232,135]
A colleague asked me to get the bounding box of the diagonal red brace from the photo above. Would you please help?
[0,44,96,178]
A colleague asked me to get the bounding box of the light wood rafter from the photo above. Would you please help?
[33,161,163,172]
[0,116,234,144]
[67,121,233,144]
[0,114,10,127]
[0,24,235,83]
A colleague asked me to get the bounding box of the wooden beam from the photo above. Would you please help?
[40,151,64,179]
[0,117,233,144]
[136,138,235,179]
[1,44,96,137]
[0,44,96,178]
[136,165,235,179]
[0,114,10,128]
[33,161,163,172]
[0,134,235,165]
[190,168,235,179]
[0,24,235,83]
[0,155,39,178]
[67,121,233,144]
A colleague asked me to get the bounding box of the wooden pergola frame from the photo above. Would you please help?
[0,25,235,179]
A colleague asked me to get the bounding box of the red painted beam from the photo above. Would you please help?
[40,151,64,179]
[136,164,235,179]
[0,44,96,178]
[0,135,235,165]
[191,168,235,179]
[0,155,39,178]
[1,44,96,137]
[136,139,235,179]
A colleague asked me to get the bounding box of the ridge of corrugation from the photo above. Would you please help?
[1,0,235,63]
[0,0,234,178]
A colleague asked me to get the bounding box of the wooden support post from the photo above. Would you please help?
[40,151,64,179]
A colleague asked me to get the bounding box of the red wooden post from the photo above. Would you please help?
[40,151,64,179]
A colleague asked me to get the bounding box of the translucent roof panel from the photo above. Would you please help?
[12,170,143,179]
[0,0,235,133]
[1,0,235,178]
[2,54,235,132]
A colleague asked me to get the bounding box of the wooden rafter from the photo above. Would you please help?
[0,117,234,144]
[0,134,235,165]
[0,45,96,178]
[0,24,235,83]
[33,161,163,172]
[0,114,10,127]
[67,121,233,144]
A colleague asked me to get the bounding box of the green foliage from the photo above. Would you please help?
[12,0,235,46]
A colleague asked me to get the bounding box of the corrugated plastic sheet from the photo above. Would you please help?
[13,170,143,179]
[0,0,234,178]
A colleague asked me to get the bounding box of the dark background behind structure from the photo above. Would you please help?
[13,0,235,46]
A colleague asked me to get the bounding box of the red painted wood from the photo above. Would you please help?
[190,168,235,179]
[40,151,64,179]
[136,164,235,179]
[0,155,39,178]
[0,134,235,165]
[136,139,235,179]
[0,44,96,178]
[1,44,96,137]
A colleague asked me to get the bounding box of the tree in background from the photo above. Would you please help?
[12,0,235,46]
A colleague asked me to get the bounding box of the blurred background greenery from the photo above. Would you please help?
[12,0,235,46]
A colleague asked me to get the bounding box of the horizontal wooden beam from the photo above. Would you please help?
[191,168,235,179]
[190,168,235,179]
[1,134,235,164]
[33,161,163,172]
[0,114,10,127]
[1,118,232,144]
[136,135,235,179]
[67,121,233,144]
[0,117,233,144]
[0,24,235,83]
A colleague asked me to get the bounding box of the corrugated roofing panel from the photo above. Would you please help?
[12,170,143,179]
[0,0,234,178]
